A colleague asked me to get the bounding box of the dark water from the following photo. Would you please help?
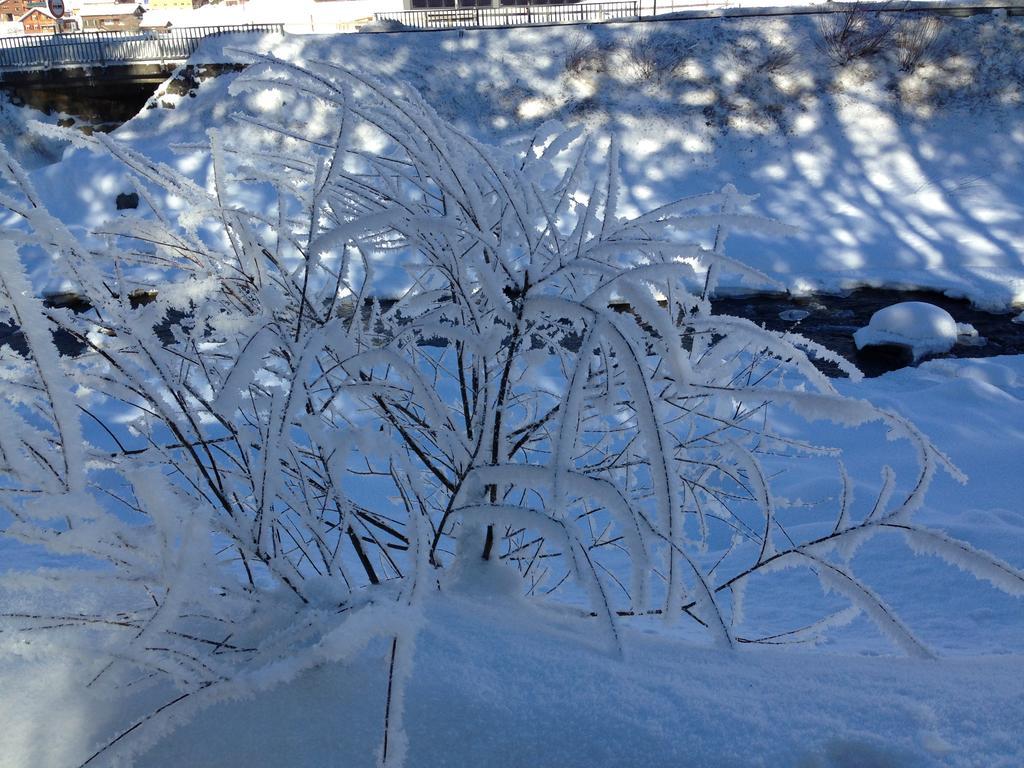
[2,288,1022,378]
[713,288,1024,377]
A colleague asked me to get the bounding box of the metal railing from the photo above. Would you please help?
[0,24,284,70]
[375,1,641,28]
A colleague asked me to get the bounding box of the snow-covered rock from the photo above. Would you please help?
[854,302,958,361]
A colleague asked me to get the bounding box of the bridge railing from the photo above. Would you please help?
[0,24,284,70]
[374,1,642,29]
[371,0,760,29]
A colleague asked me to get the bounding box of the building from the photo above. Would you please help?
[79,2,144,30]
[146,0,207,8]
[18,7,78,33]
[0,0,29,22]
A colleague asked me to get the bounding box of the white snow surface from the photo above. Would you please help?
[854,301,958,359]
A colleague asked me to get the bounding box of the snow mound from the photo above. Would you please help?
[854,302,958,361]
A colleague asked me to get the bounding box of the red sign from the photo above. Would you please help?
[47,0,65,18]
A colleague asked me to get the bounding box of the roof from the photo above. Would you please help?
[18,7,57,20]
[78,3,143,15]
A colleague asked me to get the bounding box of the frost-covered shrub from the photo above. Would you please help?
[816,5,899,66]
[564,32,612,77]
[626,29,690,81]
[895,15,944,73]
[1,58,1023,763]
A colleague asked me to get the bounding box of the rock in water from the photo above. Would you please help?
[853,302,957,361]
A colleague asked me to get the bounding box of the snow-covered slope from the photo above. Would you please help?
[30,13,1024,307]
[294,15,1024,309]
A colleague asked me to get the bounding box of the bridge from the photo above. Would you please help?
[0,24,283,72]
[0,24,283,125]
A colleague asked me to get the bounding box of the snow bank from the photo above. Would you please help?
[3,586,1021,768]
[62,593,1024,767]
